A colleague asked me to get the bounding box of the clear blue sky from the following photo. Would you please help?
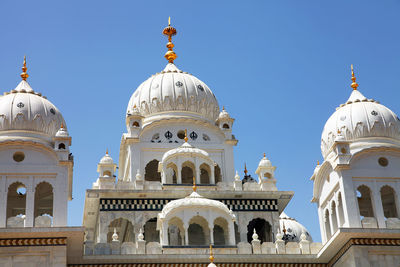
[1,0,400,242]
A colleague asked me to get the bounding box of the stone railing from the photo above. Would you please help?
[84,232,323,256]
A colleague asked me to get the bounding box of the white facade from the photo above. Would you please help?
[311,72,400,243]
[0,24,399,267]
[0,58,73,229]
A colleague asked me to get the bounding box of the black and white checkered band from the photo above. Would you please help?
[99,198,278,212]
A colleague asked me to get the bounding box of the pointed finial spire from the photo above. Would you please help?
[60,122,64,129]
[244,163,248,175]
[20,56,29,81]
[263,152,266,158]
[106,148,109,155]
[317,160,320,166]
[350,64,359,90]
[184,129,188,142]
[209,244,214,263]
[192,176,197,192]
[282,221,287,234]
[162,17,177,63]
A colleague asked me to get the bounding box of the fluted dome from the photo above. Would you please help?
[159,191,234,219]
[161,141,210,163]
[258,155,272,168]
[279,212,313,242]
[321,89,400,158]
[99,153,114,164]
[55,125,69,137]
[0,80,66,139]
[218,108,231,120]
[127,63,220,122]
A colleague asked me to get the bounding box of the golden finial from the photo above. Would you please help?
[184,129,188,142]
[60,122,64,129]
[350,64,359,90]
[20,56,29,81]
[282,221,287,234]
[192,176,197,192]
[263,152,266,158]
[209,244,214,263]
[337,129,341,134]
[162,17,177,63]
[106,148,109,155]
[317,160,320,166]
[244,163,248,175]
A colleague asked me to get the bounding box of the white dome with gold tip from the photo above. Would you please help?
[127,63,219,122]
[0,58,66,140]
[321,67,400,158]
[126,19,219,123]
[279,212,313,242]
[99,152,114,165]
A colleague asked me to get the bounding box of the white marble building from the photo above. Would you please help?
[0,20,399,267]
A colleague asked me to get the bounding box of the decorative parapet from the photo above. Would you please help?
[0,237,66,246]
[86,241,322,256]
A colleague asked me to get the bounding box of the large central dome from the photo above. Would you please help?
[126,63,220,122]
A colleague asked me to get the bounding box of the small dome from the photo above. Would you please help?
[258,155,272,168]
[55,124,69,137]
[159,191,234,220]
[0,80,66,139]
[321,89,400,158]
[127,63,220,123]
[218,107,231,121]
[161,141,210,163]
[279,212,313,242]
[99,152,113,164]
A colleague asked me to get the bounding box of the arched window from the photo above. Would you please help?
[107,218,134,243]
[144,218,159,243]
[200,163,211,184]
[34,182,53,227]
[357,185,374,219]
[188,216,209,245]
[132,121,140,127]
[264,172,272,178]
[181,161,195,184]
[331,201,338,234]
[247,218,271,243]
[103,171,112,177]
[380,185,398,219]
[222,124,230,129]
[7,182,26,227]
[213,217,228,245]
[214,165,222,183]
[58,143,66,149]
[168,217,184,246]
[324,209,332,240]
[337,193,345,227]
[166,163,177,184]
[144,159,161,181]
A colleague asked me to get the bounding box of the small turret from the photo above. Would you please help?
[54,123,72,161]
[255,153,277,191]
[126,104,144,138]
[216,107,235,139]
[93,150,117,189]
